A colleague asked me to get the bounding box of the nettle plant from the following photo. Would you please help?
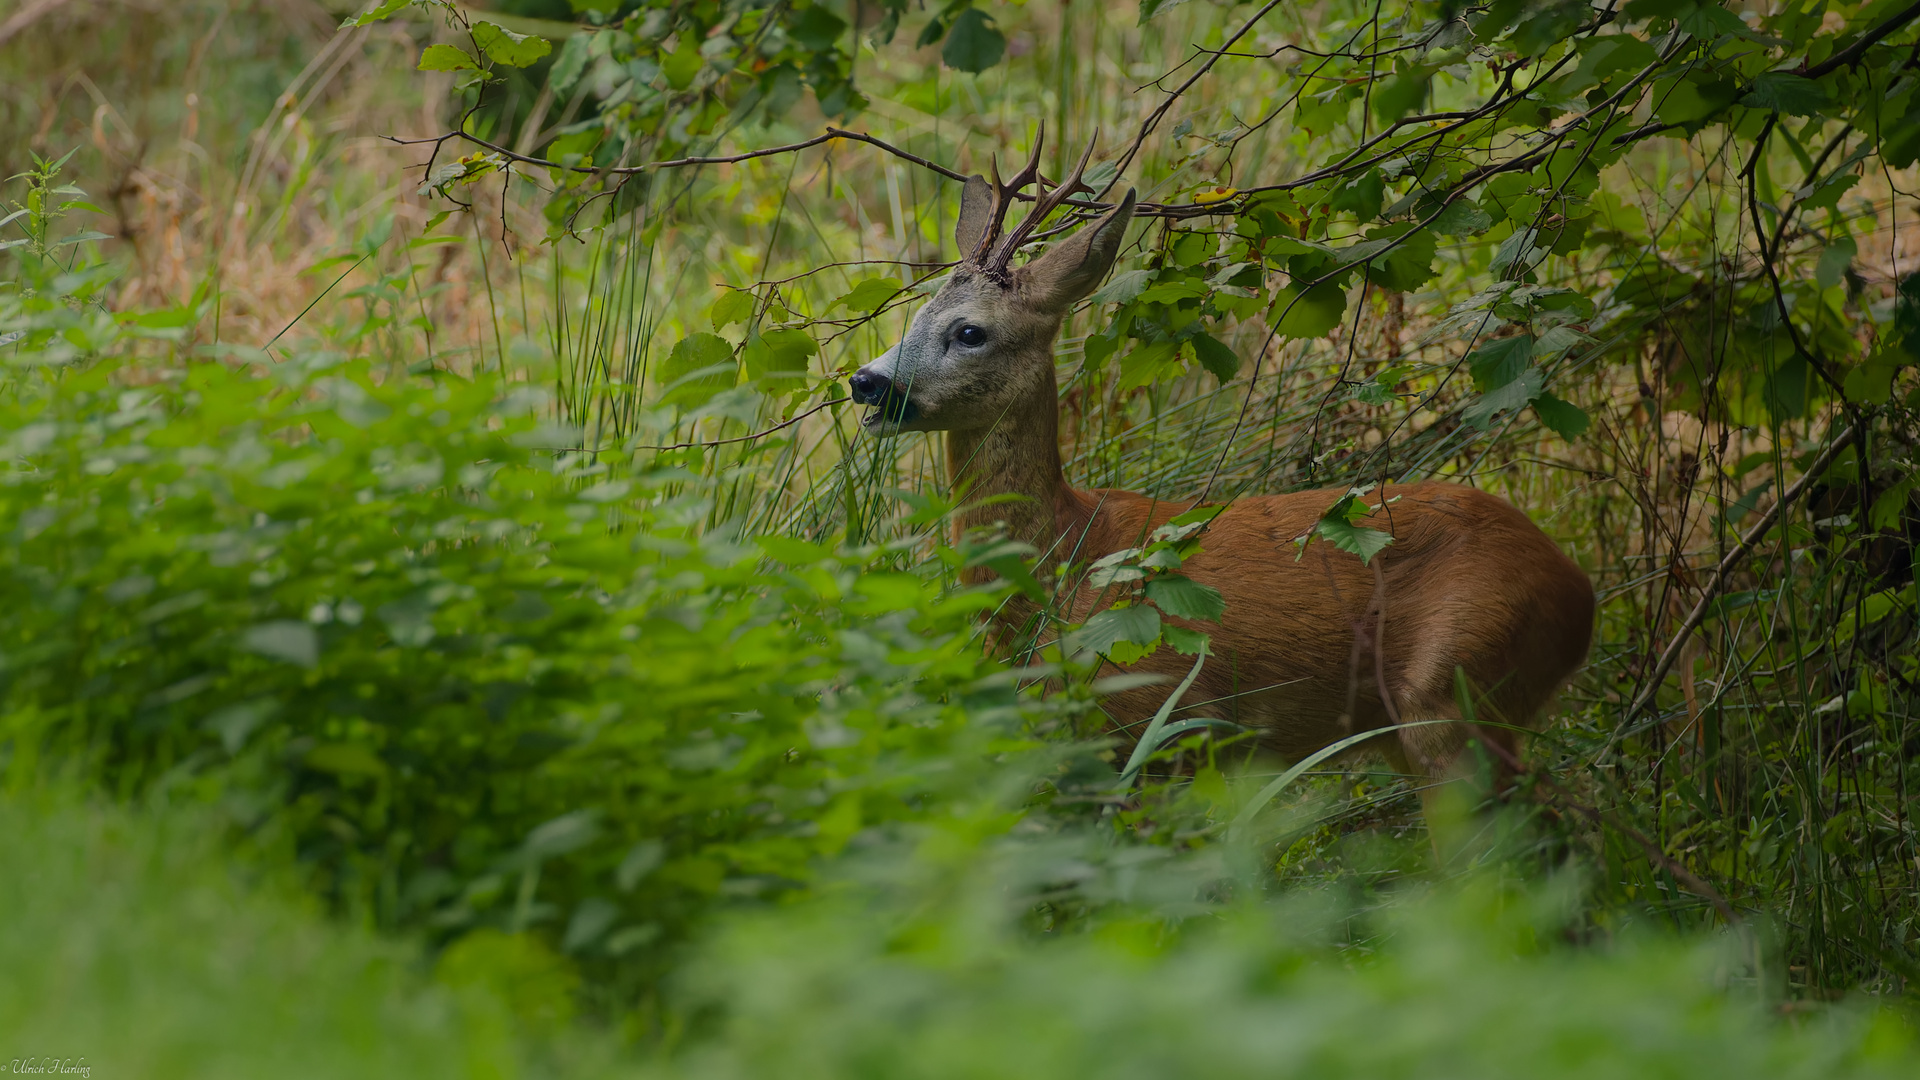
[1071,503,1230,664]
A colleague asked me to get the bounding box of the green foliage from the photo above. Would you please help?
[0,272,1035,994]
[1072,505,1228,662]
[941,8,1007,73]
[1299,485,1396,566]
[12,781,1920,1080]
[0,793,608,1078]
[671,861,1920,1080]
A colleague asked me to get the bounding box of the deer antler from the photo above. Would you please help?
[984,132,1099,279]
[964,123,1047,269]
[964,124,1102,280]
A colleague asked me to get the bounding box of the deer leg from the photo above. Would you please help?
[1391,690,1531,866]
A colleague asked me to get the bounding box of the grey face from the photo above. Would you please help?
[848,186,1137,437]
[849,272,1061,436]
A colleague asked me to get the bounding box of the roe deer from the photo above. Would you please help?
[848,133,1594,820]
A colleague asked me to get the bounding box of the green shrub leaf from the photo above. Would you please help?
[1144,574,1226,623]
[942,9,1005,73]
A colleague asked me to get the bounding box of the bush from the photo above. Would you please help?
[665,825,1920,1080]
[0,265,1046,1001]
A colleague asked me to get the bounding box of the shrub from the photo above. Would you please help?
[0,266,1043,1000]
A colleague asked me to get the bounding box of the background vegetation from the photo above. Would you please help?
[3,0,1918,1072]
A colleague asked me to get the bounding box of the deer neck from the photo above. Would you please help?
[946,370,1067,561]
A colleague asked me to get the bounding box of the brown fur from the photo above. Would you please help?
[946,356,1595,793]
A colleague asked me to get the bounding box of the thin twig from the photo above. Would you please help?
[386,126,970,182]
[1626,422,1859,721]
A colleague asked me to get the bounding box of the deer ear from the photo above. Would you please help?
[1021,188,1136,311]
[955,176,994,261]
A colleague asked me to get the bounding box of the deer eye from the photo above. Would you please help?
[955,325,987,348]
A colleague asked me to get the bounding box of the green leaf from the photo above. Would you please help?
[1653,73,1738,127]
[742,328,817,381]
[1089,269,1153,306]
[1796,172,1858,215]
[1675,2,1748,38]
[1510,1,1586,57]
[757,63,806,120]
[349,0,413,27]
[1144,575,1226,622]
[1161,625,1212,655]
[1188,332,1241,382]
[1362,226,1437,293]
[240,620,320,668]
[915,14,949,48]
[472,22,552,68]
[789,4,849,51]
[660,332,737,406]
[1135,279,1210,305]
[1316,516,1395,565]
[1296,86,1357,136]
[1532,392,1590,440]
[1490,226,1548,279]
[710,289,755,330]
[418,44,480,72]
[1763,353,1810,421]
[548,32,592,94]
[1171,231,1212,268]
[1741,72,1831,117]
[1167,503,1229,529]
[662,39,704,90]
[1843,349,1903,406]
[1562,34,1659,95]
[1815,237,1856,292]
[1269,281,1347,339]
[304,743,388,777]
[758,536,837,565]
[1371,70,1432,125]
[1071,603,1162,657]
[1463,368,1545,429]
[1117,340,1179,392]
[1430,199,1493,237]
[1330,170,1384,219]
[832,277,902,314]
[1467,335,1536,391]
[1083,321,1123,370]
[942,9,1005,73]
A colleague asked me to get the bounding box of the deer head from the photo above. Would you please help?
[850,128,1136,436]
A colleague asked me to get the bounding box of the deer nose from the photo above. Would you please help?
[848,369,893,405]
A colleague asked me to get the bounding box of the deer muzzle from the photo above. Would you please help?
[849,366,918,429]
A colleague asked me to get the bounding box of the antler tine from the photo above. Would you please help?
[968,125,1050,271]
[1003,121,1046,196]
[986,131,1100,277]
[967,153,1007,264]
